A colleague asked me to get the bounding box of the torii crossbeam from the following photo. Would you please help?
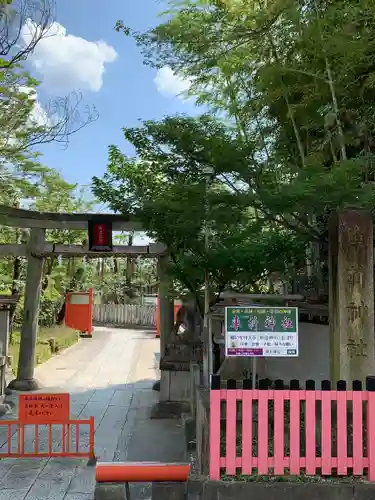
[0,205,171,392]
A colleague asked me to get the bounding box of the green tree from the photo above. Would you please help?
[0,169,97,328]
[0,0,98,324]
[30,171,96,325]
[0,0,98,199]
[93,115,306,309]
[115,0,375,295]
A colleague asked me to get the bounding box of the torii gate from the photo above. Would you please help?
[0,205,175,392]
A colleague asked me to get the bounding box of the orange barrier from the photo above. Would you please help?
[0,417,95,459]
[96,461,190,483]
[65,288,93,337]
[0,393,95,459]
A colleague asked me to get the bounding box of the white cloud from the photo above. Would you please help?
[18,86,50,127]
[21,20,118,93]
[4,87,49,149]
[154,66,191,98]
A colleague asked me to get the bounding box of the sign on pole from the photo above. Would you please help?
[19,393,70,423]
[225,306,298,357]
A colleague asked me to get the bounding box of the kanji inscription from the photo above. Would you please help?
[19,393,70,423]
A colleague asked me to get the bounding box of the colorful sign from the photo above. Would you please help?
[19,393,70,423]
[225,306,298,357]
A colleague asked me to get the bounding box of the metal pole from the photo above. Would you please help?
[252,357,257,389]
[252,320,259,388]
[208,314,213,380]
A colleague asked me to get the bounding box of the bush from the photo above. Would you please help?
[9,325,79,374]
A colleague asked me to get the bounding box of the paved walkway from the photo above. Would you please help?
[0,327,186,500]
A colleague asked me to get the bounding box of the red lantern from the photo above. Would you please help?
[88,219,113,251]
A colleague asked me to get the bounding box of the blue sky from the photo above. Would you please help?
[25,0,198,194]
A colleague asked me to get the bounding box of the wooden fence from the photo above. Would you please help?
[210,375,375,481]
[93,304,156,328]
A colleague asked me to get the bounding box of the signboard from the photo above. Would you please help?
[19,393,70,423]
[68,293,90,305]
[225,306,298,357]
[65,288,93,336]
[88,219,113,252]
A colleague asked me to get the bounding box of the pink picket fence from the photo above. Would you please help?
[209,375,375,480]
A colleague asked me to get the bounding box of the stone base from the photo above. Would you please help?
[0,404,10,417]
[160,370,190,402]
[7,378,41,391]
[187,478,375,500]
[152,481,186,500]
[87,455,97,467]
[181,413,196,452]
[95,481,186,500]
[152,380,161,392]
[79,332,92,339]
[94,482,130,500]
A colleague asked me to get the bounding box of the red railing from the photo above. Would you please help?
[210,375,375,481]
[0,417,95,458]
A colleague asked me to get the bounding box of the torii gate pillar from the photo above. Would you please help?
[152,256,174,393]
[8,228,45,391]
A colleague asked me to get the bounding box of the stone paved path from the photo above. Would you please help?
[0,327,185,500]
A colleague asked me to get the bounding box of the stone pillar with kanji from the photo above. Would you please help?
[329,210,375,384]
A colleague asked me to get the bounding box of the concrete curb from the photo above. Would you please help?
[151,477,375,500]
[185,478,375,500]
[95,478,375,500]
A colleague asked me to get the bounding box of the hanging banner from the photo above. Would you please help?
[88,219,113,251]
[225,306,298,357]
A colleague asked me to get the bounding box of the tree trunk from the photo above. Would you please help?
[9,201,22,337]
[57,300,66,325]
[125,233,134,288]
[9,252,21,335]
[41,257,55,293]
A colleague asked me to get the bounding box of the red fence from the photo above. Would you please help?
[0,418,95,458]
[210,375,375,481]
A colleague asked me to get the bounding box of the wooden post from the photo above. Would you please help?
[329,210,375,384]
[8,228,45,391]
